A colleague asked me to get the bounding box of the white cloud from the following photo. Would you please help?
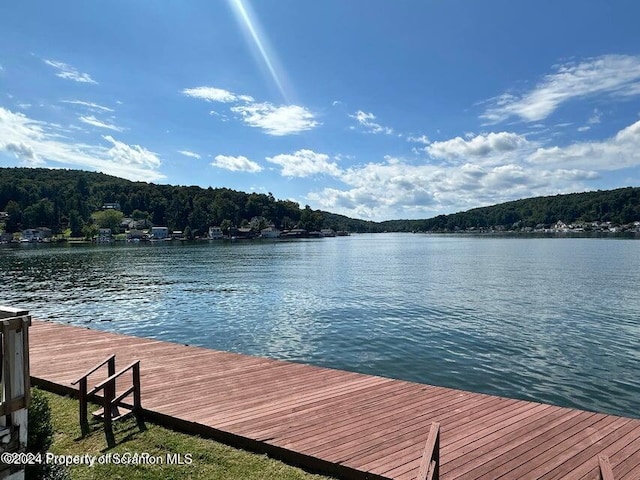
[427,132,529,161]
[102,135,161,169]
[529,119,640,171]
[482,55,640,123]
[0,107,164,181]
[79,115,123,132]
[212,154,262,173]
[266,149,340,177]
[308,157,599,221]
[182,85,316,135]
[305,122,640,220]
[177,150,201,159]
[231,103,318,136]
[62,100,114,112]
[182,86,243,103]
[588,108,602,125]
[349,110,393,135]
[3,140,43,165]
[407,135,430,145]
[43,59,97,84]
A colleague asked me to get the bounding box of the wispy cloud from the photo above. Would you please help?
[266,149,340,177]
[481,55,640,123]
[103,135,161,169]
[182,84,317,136]
[212,154,262,172]
[62,100,114,112]
[529,119,640,171]
[182,86,253,103]
[407,135,430,145]
[231,103,318,136]
[177,150,201,159]
[0,107,163,181]
[43,59,98,84]
[79,115,123,132]
[3,140,43,165]
[349,110,393,135]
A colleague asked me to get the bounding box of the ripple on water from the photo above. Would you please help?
[1,235,639,418]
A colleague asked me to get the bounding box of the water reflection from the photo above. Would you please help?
[1,235,639,418]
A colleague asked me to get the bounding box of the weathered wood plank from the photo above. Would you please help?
[29,320,640,480]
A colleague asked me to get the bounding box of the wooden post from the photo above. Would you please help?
[598,455,615,480]
[106,356,115,419]
[416,422,441,480]
[0,307,31,480]
[133,361,141,412]
[78,377,88,429]
[103,380,113,432]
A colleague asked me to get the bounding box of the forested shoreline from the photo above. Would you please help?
[0,167,639,237]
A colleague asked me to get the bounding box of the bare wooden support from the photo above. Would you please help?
[416,422,440,480]
[599,455,615,480]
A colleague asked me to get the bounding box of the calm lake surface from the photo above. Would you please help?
[1,234,639,418]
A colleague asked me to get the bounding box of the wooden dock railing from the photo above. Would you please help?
[71,355,141,432]
[599,454,615,480]
[416,422,440,480]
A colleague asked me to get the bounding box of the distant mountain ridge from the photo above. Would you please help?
[0,167,638,235]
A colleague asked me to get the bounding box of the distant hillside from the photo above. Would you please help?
[379,187,640,232]
[0,167,638,236]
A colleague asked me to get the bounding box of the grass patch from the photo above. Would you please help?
[42,390,333,480]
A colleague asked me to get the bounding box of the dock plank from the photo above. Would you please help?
[29,320,640,480]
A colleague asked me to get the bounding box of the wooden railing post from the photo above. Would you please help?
[598,455,615,480]
[103,378,114,432]
[132,361,141,412]
[78,377,88,428]
[416,422,440,480]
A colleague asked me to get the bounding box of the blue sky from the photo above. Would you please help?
[1,1,640,221]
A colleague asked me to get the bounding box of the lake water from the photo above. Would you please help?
[1,234,639,418]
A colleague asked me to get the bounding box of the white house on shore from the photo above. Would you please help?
[150,226,169,240]
[208,226,223,239]
[97,228,112,243]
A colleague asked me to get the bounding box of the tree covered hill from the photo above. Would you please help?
[0,167,639,235]
[379,187,640,232]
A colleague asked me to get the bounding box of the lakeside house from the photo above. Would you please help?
[208,226,223,239]
[126,229,146,242]
[150,226,169,240]
[260,226,281,238]
[20,227,52,243]
[320,228,336,237]
[97,228,113,243]
[102,202,121,210]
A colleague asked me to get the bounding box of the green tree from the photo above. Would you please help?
[220,219,233,235]
[92,210,124,232]
[68,209,83,237]
[4,200,22,232]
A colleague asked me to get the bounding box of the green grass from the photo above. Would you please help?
[42,390,333,480]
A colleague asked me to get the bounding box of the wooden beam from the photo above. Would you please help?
[599,455,615,480]
[71,354,116,385]
[92,360,139,392]
[416,422,440,480]
[0,397,26,416]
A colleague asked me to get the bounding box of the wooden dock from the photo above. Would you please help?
[29,320,640,480]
